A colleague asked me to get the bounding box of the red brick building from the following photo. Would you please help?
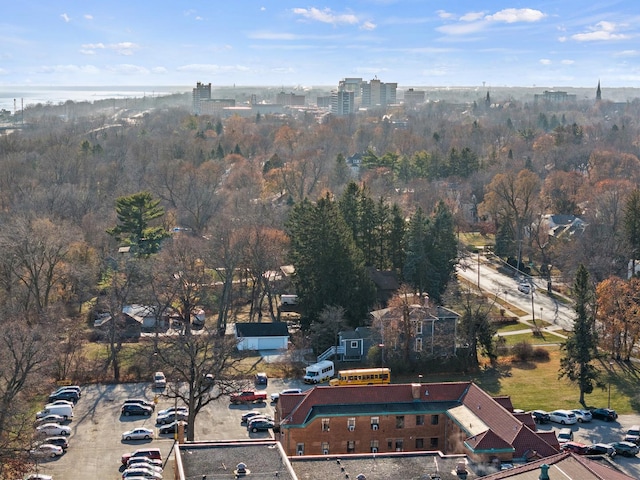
[275,382,558,463]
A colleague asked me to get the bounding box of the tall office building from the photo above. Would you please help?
[330,90,355,116]
[276,91,306,106]
[360,77,397,107]
[192,82,212,114]
[338,77,363,97]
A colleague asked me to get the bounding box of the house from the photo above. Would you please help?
[122,304,165,331]
[275,382,558,463]
[235,322,289,351]
[479,451,635,480]
[541,214,587,238]
[371,302,460,359]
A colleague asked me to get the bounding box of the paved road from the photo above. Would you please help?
[457,255,575,330]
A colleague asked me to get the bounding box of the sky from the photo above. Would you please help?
[1,0,640,89]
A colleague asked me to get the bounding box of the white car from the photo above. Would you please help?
[549,409,578,425]
[122,427,155,441]
[127,462,163,474]
[270,388,303,402]
[36,423,71,436]
[122,467,163,479]
[153,372,166,389]
[35,414,66,425]
[26,475,53,480]
[156,406,188,417]
[571,409,593,423]
[517,282,531,294]
[46,399,75,407]
[30,443,64,458]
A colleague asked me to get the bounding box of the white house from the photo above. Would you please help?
[235,322,289,351]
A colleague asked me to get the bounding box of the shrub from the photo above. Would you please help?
[532,347,550,361]
[511,341,534,362]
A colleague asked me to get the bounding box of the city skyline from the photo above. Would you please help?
[1,1,639,89]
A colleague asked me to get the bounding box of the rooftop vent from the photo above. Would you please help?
[234,462,249,478]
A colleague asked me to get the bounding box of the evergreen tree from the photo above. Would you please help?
[426,201,458,302]
[403,207,430,294]
[106,191,170,257]
[559,264,602,406]
[286,195,376,329]
[388,204,406,271]
[215,120,223,135]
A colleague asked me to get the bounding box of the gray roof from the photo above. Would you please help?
[235,322,289,337]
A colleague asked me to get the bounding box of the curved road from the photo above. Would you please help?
[457,255,575,331]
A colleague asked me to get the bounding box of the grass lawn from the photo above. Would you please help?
[495,322,532,333]
[499,331,566,346]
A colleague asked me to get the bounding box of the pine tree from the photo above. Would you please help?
[559,264,603,406]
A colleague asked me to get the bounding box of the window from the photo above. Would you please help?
[321,442,329,455]
[396,416,404,429]
[430,437,439,448]
[371,416,379,429]
[348,418,355,430]
[322,418,330,432]
[416,415,424,426]
[415,438,424,449]
[347,440,355,453]
[370,440,379,453]
[414,337,423,352]
[350,340,359,348]
[296,443,304,455]
[415,321,423,335]
[395,439,404,451]
[431,414,439,425]
[387,440,393,450]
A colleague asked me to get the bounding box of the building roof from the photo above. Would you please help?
[235,322,289,337]
[176,440,297,480]
[479,451,636,480]
[281,382,558,460]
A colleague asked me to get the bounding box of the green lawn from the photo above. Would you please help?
[499,331,566,346]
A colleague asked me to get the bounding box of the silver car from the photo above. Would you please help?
[122,427,155,441]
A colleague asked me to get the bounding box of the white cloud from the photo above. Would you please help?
[107,64,150,75]
[292,7,358,25]
[561,59,574,65]
[572,21,630,41]
[60,13,70,23]
[436,10,454,20]
[37,64,100,75]
[558,36,567,42]
[176,64,251,74]
[84,14,93,20]
[79,42,139,56]
[151,66,168,74]
[260,6,266,11]
[485,8,546,23]
[249,31,298,40]
[615,50,639,57]
[460,12,485,22]
[437,22,486,35]
[360,21,376,31]
[539,59,552,65]
[0,67,7,75]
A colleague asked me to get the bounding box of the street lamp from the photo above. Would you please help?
[378,343,385,368]
[608,360,614,409]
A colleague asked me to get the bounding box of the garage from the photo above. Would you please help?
[235,322,289,351]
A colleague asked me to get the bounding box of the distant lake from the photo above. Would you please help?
[0,85,191,112]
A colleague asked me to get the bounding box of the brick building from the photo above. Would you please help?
[275,382,558,463]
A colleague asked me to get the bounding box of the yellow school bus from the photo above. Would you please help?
[329,367,391,386]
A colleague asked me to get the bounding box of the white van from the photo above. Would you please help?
[37,403,74,420]
[303,360,334,384]
[281,295,298,306]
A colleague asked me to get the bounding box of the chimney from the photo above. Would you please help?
[411,383,421,400]
[539,464,550,480]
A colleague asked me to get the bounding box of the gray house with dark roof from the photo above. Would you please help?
[235,322,289,351]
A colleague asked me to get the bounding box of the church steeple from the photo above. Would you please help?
[596,80,602,102]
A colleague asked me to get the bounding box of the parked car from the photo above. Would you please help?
[254,372,268,386]
[571,409,592,423]
[51,385,81,397]
[123,398,156,411]
[121,448,162,465]
[47,399,75,407]
[157,406,188,417]
[590,407,618,422]
[126,456,163,469]
[609,441,639,457]
[30,443,64,458]
[549,409,577,425]
[26,475,53,480]
[517,282,531,294]
[271,388,302,403]
[158,421,189,435]
[121,404,153,417]
[47,389,79,404]
[41,436,69,450]
[126,462,163,474]
[247,418,275,432]
[625,425,640,444]
[561,441,589,455]
[531,410,550,424]
[122,427,155,441]
[154,372,166,389]
[585,443,616,457]
[156,411,188,425]
[557,428,573,443]
[241,410,266,423]
[122,467,163,479]
[244,414,274,427]
[35,414,66,425]
[36,423,71,436]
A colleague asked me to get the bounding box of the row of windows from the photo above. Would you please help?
[321,415,438,431]
[296,438,438,455]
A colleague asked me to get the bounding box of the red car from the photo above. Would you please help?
[561,441,588,455]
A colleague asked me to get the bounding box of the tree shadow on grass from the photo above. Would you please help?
[603,358,640,412]
[470,362,513,395]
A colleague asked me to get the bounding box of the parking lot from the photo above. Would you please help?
[31,380,640,480]
[33,379,305,480]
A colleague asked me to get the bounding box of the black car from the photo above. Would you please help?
[48,390,79,403]
[254,372,268,386]
[156,411,188,425]
[247,418,274,432]
[531,410,550,424]
[123,398,156,411]
[41,436,69,450]
[585,443,616,457]
[590,408,618,422]
[121,403,153,417]
[158,421,189,435]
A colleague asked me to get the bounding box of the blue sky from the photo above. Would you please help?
[1,1,639,88]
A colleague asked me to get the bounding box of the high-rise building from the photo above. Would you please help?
[360,77,397,107]
[338,77,363,97]
[276,91,306,106]
[192,82,212,114]
[404,88,426,108]
[330,90,355,116]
